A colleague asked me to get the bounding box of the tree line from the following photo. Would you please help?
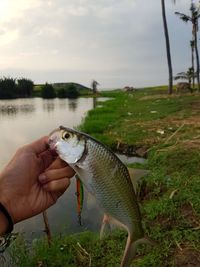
[0,77,80,99]
[0,77,34,99]
[41,83,80,99]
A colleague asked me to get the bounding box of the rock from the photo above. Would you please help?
[176,82,190,93]
[123,86,136,92]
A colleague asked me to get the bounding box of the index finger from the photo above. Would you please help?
[47,157,68,170]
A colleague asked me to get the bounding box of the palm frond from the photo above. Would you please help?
[175,12,191,23]
[174,75,187,80]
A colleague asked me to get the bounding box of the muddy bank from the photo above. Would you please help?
[114,142,149,158]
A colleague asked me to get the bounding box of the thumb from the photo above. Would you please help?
[27,136,49,154]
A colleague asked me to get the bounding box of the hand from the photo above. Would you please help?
[0,136,75,228]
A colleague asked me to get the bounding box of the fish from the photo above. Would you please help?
[48,126,153,267]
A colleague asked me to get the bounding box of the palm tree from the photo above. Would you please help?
[161,0,174,94]
[175,2,200,92]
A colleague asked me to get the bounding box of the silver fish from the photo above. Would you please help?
[49,126,153,267]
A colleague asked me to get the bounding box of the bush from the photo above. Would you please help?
[0,77,17,99]
[41,83,56,98]
[17,78,34,97]
[56,84,80,98]
[57,87,67,98]
[65,84,79,98]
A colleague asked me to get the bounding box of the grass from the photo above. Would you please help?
[9,86,200,266]
[80,87,200,150]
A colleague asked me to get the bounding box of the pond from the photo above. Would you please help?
[0,97,105,240]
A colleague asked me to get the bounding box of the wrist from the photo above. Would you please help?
[0,211,9,235]
[0,203,14,234]
[0,173,16,225]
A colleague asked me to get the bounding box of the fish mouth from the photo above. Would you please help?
[48,128,60,151]
[48,126,77,151]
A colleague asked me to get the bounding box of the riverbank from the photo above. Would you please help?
[9,86,200,266]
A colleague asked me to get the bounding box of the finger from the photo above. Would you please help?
[47,157,68,170]
[39,166,75,184]
[42,177,71,193]
[27,136,49,154]
[39,150,54,170]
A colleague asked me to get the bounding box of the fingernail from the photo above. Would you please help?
[39,173,47,184]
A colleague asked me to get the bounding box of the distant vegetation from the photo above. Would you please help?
[53,82,92,98]
[0,77,92,99]
[41,83,56,99]
[54,83,80,98]
[40,82,92,99]
[0,77,34,99]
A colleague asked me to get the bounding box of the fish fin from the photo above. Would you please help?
[86,192,96,210]
[100,214,112,239]
[127,168,150,193]
[121,235,155,267]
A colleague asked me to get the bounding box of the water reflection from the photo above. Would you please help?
[68,99,78,111]
[58,99,67,110]
[42,100,55,113]
[0,102,35,117]
[93,97,97,108]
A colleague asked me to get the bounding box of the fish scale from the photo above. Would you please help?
[49,126,153,267]
[77,138,144,237]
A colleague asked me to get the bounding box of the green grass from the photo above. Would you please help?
[9,86,200,266]
[80,87,200,149]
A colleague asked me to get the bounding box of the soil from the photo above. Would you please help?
[175,247,200,267]
[114,142,149,157]
[180,202,200,229]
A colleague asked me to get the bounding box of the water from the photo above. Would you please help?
[115,153,146,165]
[0,97,103,240]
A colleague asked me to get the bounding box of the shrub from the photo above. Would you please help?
[57,87,67,98]
[56,84,80,98]
[41,83,56,98]
[17,78,34,97]
[65,84,79,98]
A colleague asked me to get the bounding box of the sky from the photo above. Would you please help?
[0,0,196,89]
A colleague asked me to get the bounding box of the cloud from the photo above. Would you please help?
[0,0,195,87]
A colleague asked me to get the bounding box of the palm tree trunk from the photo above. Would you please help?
[161,0,173,94]
[191,41,195,90]
[194,26,200,92]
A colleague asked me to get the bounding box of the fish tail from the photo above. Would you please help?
[120,235,156,267]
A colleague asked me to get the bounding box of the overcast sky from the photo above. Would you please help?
[0,0,196,89]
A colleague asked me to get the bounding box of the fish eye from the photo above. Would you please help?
[63,132,70,139]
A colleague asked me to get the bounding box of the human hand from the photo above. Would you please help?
[0,136,75,229]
